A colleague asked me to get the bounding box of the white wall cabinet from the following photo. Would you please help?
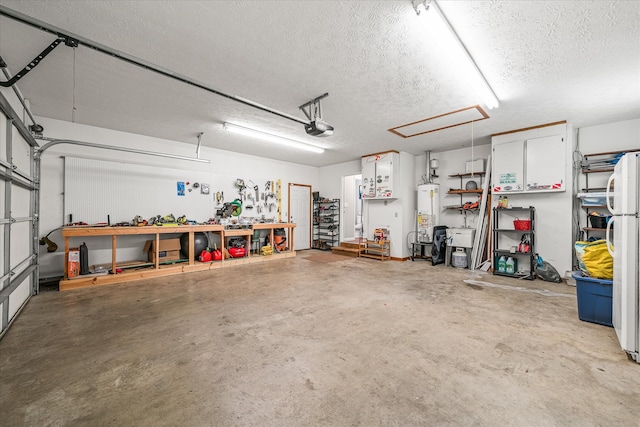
[493,133,565,194]
[361,151,399,199]
[493,139,524,193]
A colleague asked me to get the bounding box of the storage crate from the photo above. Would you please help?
[513,219,531,230]
[573,273,613,327]
[577,192,607,207]
[588,215,611,228]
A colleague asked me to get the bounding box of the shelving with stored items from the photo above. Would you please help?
[492,206,536,280]
[577,150,629,240]
[313,198,340,250]
[360,239,390,261]
[445,172,485,212]
[59,223,296,290]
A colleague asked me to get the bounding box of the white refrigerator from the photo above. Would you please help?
[606,152,640,363]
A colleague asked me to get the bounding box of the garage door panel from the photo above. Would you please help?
[11,126,32,175]
[0,226,4,274]
[10,221,31,269]
[0,183,4,217]
[11,185,31,217]
[1,92,38,338]
[8,276,31,321]
[0,117,6,163]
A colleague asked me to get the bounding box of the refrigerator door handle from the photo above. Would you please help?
[605,216,615,257]
[606,173,615,214]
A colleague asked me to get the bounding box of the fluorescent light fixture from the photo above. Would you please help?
[414,0,499,109]
[223,122,325,154]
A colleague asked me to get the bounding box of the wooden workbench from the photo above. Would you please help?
[59,223,296,290]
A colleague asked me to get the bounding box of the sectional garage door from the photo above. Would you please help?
[0,93,39,338]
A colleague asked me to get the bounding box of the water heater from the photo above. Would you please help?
[417,184,440,243]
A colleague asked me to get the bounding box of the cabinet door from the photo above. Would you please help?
[493,139,524,193]
[361,152,397,199]
[361,158,376,198]
[525,134,565,192]
[375,159,393,198]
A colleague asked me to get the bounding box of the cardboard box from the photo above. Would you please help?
[68,248,80,278]
[465,159,486,174]
[143,238,182,263]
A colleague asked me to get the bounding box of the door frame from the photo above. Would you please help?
[287,183,312,250]
[341,173,362,242]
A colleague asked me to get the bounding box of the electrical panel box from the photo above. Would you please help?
[361,151,399,199]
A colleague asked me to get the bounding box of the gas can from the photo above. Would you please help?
[198,249,212,262]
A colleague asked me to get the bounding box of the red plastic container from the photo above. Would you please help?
[513,219,531,230]
[198,250,212,262]
[228,247,246,258]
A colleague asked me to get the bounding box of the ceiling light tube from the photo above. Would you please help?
[223,123,325,154]
[418,0,499,109]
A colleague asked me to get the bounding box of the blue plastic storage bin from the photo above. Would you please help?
[573,273,613,327]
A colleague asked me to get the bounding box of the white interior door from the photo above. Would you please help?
[288,184,311,250]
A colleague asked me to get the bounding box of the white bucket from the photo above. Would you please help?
[451,249,468,268]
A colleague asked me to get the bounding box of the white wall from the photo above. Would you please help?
[399,151,417,259]
[36,117,320,276]
[576,118,640,191]
[491,123,574,277]
[318,159,361,199]
[360,151,415,259]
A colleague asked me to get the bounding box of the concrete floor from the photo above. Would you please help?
[1,251,639,426]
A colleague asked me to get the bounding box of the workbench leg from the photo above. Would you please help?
[64,237,69,279]
[155,233,160,269]
[188,231,194,265]
[289,226,294,252]
[112,235,117,273]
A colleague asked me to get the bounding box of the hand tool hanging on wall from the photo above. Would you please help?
[249,180,259,201]
[231,199,242,216]
[277,179,282,222]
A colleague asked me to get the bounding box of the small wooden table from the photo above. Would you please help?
[360,239,390,261]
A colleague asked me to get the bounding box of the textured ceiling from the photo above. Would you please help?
[0,0,638,167]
